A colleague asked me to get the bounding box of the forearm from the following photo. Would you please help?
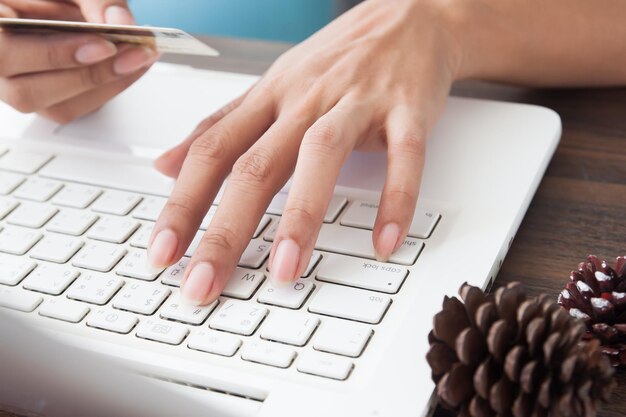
[448,0,626,87]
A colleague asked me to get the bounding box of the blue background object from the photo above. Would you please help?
[129,0,352,42]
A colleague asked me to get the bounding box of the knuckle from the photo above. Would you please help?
[46,43,63,69]
[283,204,319,225]
[188,129,230,164]
[80,65,107,89]
[201,226,238,253]
[163,192,200,219]
[385,188,417,203]
[392,132,426,159]
[3,80,36,113]
[303,123,342,155]
[231,147,276,185]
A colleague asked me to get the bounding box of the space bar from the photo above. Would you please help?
[39,155,174,197]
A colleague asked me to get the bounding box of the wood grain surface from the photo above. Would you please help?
[2,35,625,417]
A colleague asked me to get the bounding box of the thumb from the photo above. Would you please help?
[0,4,17,18]
[73,0,135,25]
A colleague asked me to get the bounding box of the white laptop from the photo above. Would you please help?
[0,63,561,417]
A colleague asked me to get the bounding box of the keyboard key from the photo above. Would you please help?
[87,216,139,244]
[39,298,89,323]
[0,254,36,285]
[29,233,83,263]
[116,249,164,281]
[0,286,43,312]
[67,272,124,305]
[160,293,217,325]
[0,197,18,219]
[341,200,441,239]
[6,202,58,228]
[92,190,142,216]
[260,311,319,346]
[316,254,408,293]
[46,209,98,236]
[129,222,154,249]
[161,257,189,287]
[222,268,265,300]
[257,279,314,309]
[0,172,25,195]
[87,308,138,334]
[136,318,189,345]
[238,239,270,269]
[13,178,63,202]
[0,151,52,174]
[313,320,372,357]
[241,340,296,369]
[0,226,42,255]
[209,300,267,336]
[22,263,79,295]
[316,224,424,266]
[262,218,279,242]
[132,196,167,221]
[308,285,391,324]
[187,329,242,357]
[72,241,126,272]
[184,230,203,257]
[267,193,347,223]
[113,282,170,315]
[51,184,101,209]
[40,155,173,197]
[296,351,353,380]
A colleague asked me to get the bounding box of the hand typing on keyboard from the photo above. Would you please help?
[0,0,156,123]
[148,0,458,306]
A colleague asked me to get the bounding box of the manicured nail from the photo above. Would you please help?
[105,5,136,25]
[181,263,214,305]
[270,239,300,285]
[113,46,157,75]
[75,41,117,64]
[148,229,177,268]
[376,223,401,262]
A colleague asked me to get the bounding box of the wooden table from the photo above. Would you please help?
[3,35,626,417]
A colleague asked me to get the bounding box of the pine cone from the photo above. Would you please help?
[426,282,614,417]
[558,255,626,367]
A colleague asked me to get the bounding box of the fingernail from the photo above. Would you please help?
[113,46,157,75]
[270,239,300,285]
[75,41,117,64]
[105,5,136,25]
[181,263,214,305]
[376,223,401,262]
[148,229,177,268]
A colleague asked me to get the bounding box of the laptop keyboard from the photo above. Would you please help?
[0,148,441,381]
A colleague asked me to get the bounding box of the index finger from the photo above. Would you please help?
[0,32,117,77]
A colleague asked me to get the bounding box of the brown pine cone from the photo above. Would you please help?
[426,282,614,417]
[558,255,626,367]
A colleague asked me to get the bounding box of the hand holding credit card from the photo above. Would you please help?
[0,18,219,56]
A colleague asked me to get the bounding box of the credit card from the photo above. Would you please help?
[0,18,219,57]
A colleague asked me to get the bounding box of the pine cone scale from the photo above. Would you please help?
[428,281,614,417]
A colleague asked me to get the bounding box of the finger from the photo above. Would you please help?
[38,66,149,124]
[0,33,118,77]
[0,4,17,17]
[154,91,251,178]
[0,46,156,113]
[148,95,276,270]
[180,114,313,305]
[269,96,372,284]
[1,0,83,20]
[373,105,427,261]
[73,0,135,24]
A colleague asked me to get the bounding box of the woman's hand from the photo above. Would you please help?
[0,0,157,123]
[150,0,465,305]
